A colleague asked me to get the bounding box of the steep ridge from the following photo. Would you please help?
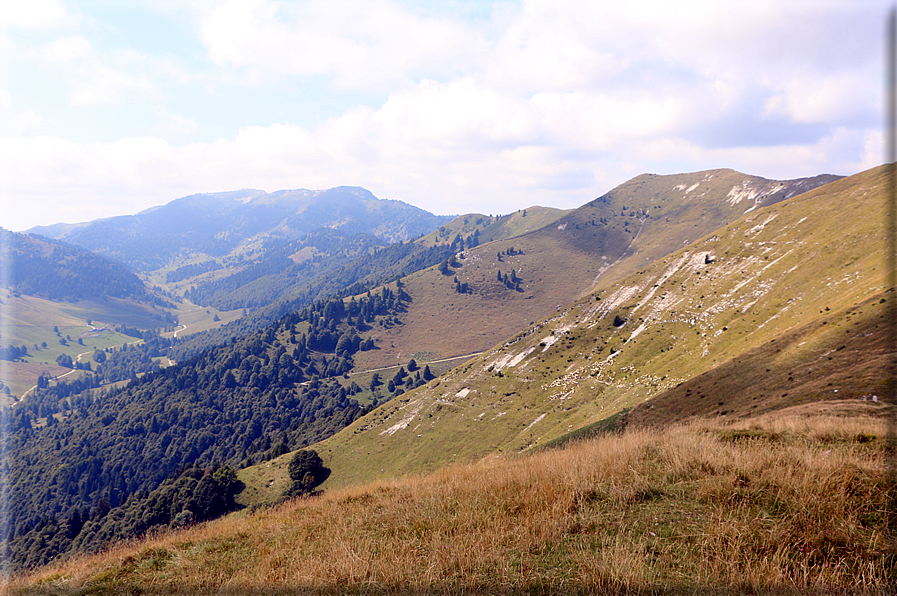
[351,169,841,371]
[314,165,884,490]
[551,169,842,290]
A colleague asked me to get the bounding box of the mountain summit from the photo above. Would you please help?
[27,187,453,271]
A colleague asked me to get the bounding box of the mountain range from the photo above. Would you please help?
[27,186,454,271]
[3,164,889,590]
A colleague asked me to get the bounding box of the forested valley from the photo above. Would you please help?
[1,285,417,572]
[1,209,485,573]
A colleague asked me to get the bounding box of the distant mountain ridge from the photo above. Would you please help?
[0,229,149,302]
[27,187,454,271]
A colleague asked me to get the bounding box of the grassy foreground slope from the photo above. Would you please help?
[9,405,892,594]
[317,165,887,489]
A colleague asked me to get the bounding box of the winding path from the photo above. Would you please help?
[18,337,143,404]
[347,351,484,377]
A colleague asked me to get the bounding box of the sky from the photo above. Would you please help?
[0,0,888,231]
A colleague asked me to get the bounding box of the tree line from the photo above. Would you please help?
[4,464,244,572]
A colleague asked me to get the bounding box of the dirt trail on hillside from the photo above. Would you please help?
[349,352,484,377]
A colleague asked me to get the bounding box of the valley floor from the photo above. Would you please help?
[5,401,894,595]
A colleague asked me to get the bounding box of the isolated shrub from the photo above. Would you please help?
[284,450,330,498]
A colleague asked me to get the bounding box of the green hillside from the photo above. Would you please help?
[310,165,885,491]
[0,229,150,301]
[418,206,572,247]
[351,169,840,372]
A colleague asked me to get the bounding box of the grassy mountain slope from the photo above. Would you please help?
[314,165,885,490]
[0,230,183,401]
[418,206,572,247]
[173,207,567,316]
[10,404,891,593]
[350,170,840,371]
[352,225,608,370]
[622,291,890,428]
[168,208,570,364]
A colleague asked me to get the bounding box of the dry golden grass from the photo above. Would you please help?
[6,410,894,595]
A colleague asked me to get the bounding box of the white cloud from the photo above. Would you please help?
[38,36,92,62]
[0,0,71,30]
[35,36,160,105]
[8,109,49,133]
[0,0,886,230]
[0,89,12,110]
[69,63,158,105]
[188,0,883,138]
[763,71,879,125]
[195,0,488,90]
[153,106,200,136]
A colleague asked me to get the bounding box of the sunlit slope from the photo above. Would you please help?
[353,169,839,370]
[416,206,572,247]
[547,168,841,290]
[318,165,885,489]
[352,223,610,370]
[12,409,890,594]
